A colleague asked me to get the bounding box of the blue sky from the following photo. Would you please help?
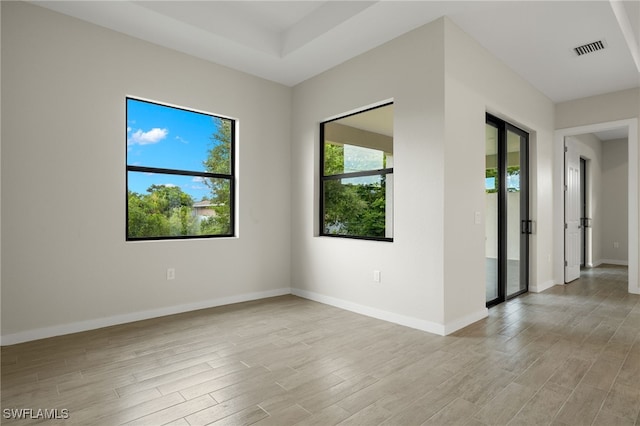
[127,98,223,201]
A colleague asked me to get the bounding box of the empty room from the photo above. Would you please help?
[1,1,639,425]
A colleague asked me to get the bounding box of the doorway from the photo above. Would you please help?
[554,119,638,294]
[565,133,629,282]
[485,114,530,307]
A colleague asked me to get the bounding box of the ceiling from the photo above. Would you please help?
[31,1,639,104]
[591,127,630,141]
[338,103,394,137]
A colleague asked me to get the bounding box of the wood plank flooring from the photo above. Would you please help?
[2,265,639,425]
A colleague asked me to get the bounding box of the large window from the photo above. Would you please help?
[126,98,235,240]
[320,103,394,241]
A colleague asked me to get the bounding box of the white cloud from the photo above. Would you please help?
[176,135,188,144]
[129,127,168,145]
[190,177,208,191]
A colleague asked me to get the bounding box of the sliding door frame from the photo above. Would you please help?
[486,113,530,307]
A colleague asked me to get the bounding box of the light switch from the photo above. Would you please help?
[474,211,482,225]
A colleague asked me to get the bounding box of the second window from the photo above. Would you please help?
[320,103,394,241]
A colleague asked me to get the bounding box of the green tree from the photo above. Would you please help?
[322,142,386,238]
[324,142,345,175]
[128,190,170,237]
[146,184,193,211]
[352,180,386,237]
[202,118,232,234]
[127,185,197,238]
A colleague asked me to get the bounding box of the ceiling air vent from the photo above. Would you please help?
[574,40,606,56]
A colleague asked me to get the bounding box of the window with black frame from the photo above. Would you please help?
[320,103,394,241]
[126,98,235,240]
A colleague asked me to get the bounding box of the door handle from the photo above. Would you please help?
[521,220,533,234]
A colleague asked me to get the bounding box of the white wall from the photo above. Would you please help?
[443,18,556,309]
[290,17,556,334]
[601,138,629,264]
[5,2,630,344]
[1,2,292,343]
[556,89,640,129]
[291,19,448,334]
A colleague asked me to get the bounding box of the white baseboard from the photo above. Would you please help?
[443,308,489,335]
[291,288,446,335]
[530,280,556,293]
[292,288,487,336]
[0,288,291,346]
[0,286,498,345]
[596,259,629,266]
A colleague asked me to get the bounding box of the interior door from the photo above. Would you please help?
[565,139,581,282]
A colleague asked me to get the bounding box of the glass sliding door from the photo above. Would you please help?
[486,114,529,307]
[485,123,500,304]
[506,127,528,298]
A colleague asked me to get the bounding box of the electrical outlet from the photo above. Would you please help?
[167,268,175,280]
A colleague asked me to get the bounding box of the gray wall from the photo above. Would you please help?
[601,138,629,263]
[1,2,292,342]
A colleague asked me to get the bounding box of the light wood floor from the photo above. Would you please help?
[2,265,639,425]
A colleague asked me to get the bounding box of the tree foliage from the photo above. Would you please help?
[127,185,198,238]
[202,118,232,235]
[127,118,233,239]
[323,143,387,238]
[324,142,345,175]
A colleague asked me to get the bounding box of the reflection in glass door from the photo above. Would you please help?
[485,124,499,302]
[485,114,529,306]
